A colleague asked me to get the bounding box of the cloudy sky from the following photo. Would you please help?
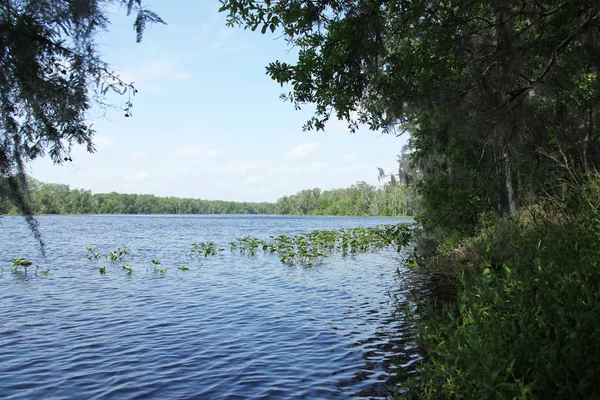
[29,1,408,202]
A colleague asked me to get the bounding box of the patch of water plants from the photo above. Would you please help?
[106,248,128,263]
[11,257,33,272]
[7,223,411,278]
[86,248,192,275]
[82,223,413,275]
[190,241,224,257]
[2,258,52,276]
[230,223,413,266]
[90,247,133,275]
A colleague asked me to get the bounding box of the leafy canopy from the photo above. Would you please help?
[220,0,600,232]
[0,0,164,242]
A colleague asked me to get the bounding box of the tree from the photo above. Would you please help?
[0,0,164,243]
[221,0,600,233]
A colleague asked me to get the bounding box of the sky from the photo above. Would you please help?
[29,1,408,202]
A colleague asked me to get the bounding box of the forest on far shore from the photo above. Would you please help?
[0,177,418,217]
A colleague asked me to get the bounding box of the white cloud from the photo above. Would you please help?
[307,162,329,172]
[132,152,145,160]
[122,172,150,181]
[172,147,220,160]
[285,142,320,161]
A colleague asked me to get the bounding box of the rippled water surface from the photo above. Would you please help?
[0,215,425,399]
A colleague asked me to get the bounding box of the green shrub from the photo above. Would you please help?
[399,180,600,399]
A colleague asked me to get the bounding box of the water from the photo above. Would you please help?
[0,215,426,399]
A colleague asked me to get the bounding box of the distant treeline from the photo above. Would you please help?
[276,181,419,216]
[0,178,418,216]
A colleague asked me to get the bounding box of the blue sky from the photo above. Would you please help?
[29,1,408,202]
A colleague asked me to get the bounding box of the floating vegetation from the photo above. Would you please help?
[233,236,264,256]
[79,223,412,276]
[8,258,52,276]
[107,248,128,263]
[191,242,224,257]
[149,259,161,273]
[11,258,33,272]
[229,223,413,266]
[86,247,100,260]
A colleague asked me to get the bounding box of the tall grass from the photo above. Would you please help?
[398,179,600,398]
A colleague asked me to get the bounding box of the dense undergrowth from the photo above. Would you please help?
[397,179,600,399]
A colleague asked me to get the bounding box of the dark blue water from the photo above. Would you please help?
[0,215,424,399]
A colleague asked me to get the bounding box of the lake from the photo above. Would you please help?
[0,215,428,399]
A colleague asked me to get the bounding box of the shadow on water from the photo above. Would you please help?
[333,249,459,399]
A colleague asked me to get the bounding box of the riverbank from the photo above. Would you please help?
[398,179,600,398]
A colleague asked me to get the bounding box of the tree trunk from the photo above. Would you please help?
[584,107,592,172]
[504,148,517,214]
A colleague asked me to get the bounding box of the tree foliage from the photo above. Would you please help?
[0,178,277,215]
[276,180,419,216]
[220,0,600,233]
[220,2,600,396]
[0,0,164,240]
[0,178,418,216]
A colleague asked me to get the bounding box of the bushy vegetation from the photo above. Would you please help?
[397,178,600,399]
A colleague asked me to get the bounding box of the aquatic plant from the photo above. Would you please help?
[11,258,33,272]
[148,259,161,272]
[107,248,129,263]
[86,247,100,260]
[191,242,223,257]
[80,223,412,278]
[229,223,413,266]
[233,236,264,256]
